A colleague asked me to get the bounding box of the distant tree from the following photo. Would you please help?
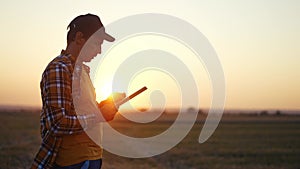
[275,110,282,116]
[198,109,204,115]
[187,107,197,114]
[260,110,269,116]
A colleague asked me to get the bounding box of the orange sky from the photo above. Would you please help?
[0,0,299,110]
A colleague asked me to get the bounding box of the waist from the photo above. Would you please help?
[55,130,102,166]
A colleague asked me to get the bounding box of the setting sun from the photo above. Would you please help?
[95,81,112,101]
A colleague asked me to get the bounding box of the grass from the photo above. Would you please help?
[0,111,299,169]
[0,111,40,169]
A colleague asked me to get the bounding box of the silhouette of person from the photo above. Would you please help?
[31,13,125,169]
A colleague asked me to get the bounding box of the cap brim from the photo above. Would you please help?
[104,33,115,42]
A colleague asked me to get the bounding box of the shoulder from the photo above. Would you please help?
[42,55,74,78]
[46,55,73,71]
[49,55,72,68]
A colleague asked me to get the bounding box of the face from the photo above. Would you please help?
[79,36,104,62]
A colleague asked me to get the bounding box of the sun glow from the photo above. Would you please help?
[95,81,112,102]
[92,33,207,111]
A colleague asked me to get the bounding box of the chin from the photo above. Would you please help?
[84,55,96,62]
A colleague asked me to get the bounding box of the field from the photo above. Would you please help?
[0,111,299,169]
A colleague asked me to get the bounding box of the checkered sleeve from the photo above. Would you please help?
[42,62,99,136]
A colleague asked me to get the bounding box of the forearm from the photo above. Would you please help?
[44,106,101,136]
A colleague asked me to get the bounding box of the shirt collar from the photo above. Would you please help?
[61,50,77,66]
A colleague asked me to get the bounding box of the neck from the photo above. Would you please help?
[64,42,81,59]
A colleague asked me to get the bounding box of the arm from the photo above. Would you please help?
[42,62,100,136]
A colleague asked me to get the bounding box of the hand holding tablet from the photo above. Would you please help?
[116,86,148,107]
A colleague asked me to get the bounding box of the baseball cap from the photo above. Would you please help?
[67,13,115,42]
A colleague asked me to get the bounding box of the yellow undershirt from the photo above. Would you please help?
[55,128,102,166]
[56,64,103,166]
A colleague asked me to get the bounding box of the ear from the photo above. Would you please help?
[74,32,86,45]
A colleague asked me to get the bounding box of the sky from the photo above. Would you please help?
[0,0,299,111]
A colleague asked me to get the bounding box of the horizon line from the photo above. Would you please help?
[0,104,299,112]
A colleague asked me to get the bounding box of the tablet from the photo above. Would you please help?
[116,86,147,107]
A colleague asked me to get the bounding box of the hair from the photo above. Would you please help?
[66,14,103,45]
[67,21,78,45]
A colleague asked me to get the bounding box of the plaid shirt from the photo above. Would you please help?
[31,52,100,169]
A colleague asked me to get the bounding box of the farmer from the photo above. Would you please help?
[31,13,125,169]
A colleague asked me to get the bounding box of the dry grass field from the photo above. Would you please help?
[0,110,299,169]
